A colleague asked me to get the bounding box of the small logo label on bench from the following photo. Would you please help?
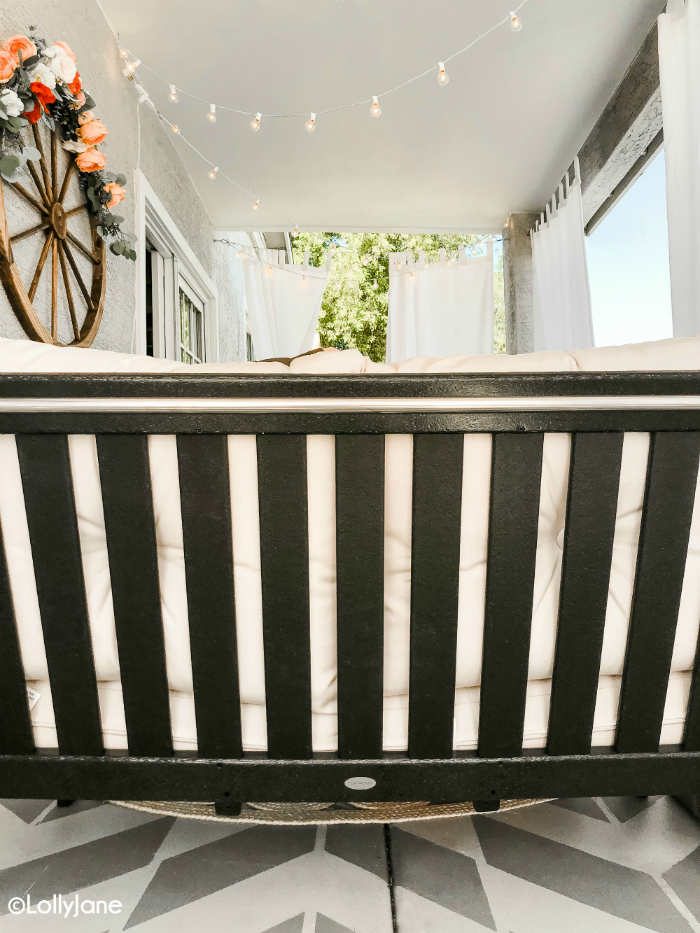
[344,777,376,790]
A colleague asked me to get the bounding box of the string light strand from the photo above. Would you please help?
[120,0,527,120]
[214,238,499,279]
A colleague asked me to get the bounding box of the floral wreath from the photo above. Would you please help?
[0,33,135,260]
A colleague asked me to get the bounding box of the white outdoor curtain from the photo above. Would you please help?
[242,249,331,360]
[386,243,494,363]
[531,162,594,352]
[658,0,700,338]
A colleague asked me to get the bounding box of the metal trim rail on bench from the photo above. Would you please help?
[3,395,700,413]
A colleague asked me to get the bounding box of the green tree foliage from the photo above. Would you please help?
[292,231,505,361]
[494,248,506,355]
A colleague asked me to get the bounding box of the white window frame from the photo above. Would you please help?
[134,171,218,362]
[178,275,206,364]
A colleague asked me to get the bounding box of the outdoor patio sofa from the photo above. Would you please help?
[0,334,699,816]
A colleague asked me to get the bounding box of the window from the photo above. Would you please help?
[179,278,205,364]
[144,241,156,357]
[585,150,672,346]
[135,172,218,361]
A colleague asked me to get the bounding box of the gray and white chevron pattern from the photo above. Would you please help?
[0,796,699,932]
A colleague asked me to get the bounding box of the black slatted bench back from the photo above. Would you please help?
[0,372,699,806]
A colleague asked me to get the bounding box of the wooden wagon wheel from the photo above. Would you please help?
[0,121,106,347]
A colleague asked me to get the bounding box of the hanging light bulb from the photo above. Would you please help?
[372,279,378,289]
[305,112,316,132]
[237,250,243,258]
[119,48,128,58]
[302,275,307,285]
[208,166,218,180]
[437,62,449,85]
[509,10,522,31]
[410,272,416,280]
[267,265,273,274]
[292,226,299,237]
[252,199,260,210]
[169,85,178,102]
[397,261,402,269]
[250,112,262,131]
[172,124,180,134]
[207,104,217,123]
[126,58,141,73]
[370,96,381,117]
[361,254,371,266]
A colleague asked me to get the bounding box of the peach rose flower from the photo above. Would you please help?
[78,110,95,125]
[75,148,106,172]
[54,40,77,64]
[0,51,15,83]
[2,35,36,65]
[103,182,125,210]
[79,118,108,146]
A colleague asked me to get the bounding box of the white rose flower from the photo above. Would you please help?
[0,88,23,117]
[62,139,89,153]
[28,61,56,90]
[43,45,77,85]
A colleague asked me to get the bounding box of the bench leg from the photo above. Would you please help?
[473,799,501,813]
[56,800,75,808]
[674,795,700,821]
[215,799,242,817]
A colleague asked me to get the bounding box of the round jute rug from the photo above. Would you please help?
[109,798,550,825]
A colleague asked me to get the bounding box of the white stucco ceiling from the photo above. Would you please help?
[101,0,664,233]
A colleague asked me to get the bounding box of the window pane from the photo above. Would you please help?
[193,307,203,362]
[180,290,190,348]
[586,150,672,346]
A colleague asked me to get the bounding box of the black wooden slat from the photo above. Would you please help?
[96,435,173,758]
[5,370,700,399]
[478,433,544,759]
[257,435,312,759]
[615,431,700,753]
[6,411,700,437]
[16,434,103,756]
[335,435,385,759]
[407,433,464,759]
[0,517,35,754]
[177,435,242,759]
[547,433,624,755]
[684,657,700,752]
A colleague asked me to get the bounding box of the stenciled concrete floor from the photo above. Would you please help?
[0,796,699,932]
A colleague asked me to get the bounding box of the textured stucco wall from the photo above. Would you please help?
[0,0,245,360]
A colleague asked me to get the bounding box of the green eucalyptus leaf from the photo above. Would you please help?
[5,116,26,133]
[110,215,124,225]
[115,174,127,186]
[128,249,137,261]
[0,155,21,176]
[22,54,40,69]
[21,145,41,162]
